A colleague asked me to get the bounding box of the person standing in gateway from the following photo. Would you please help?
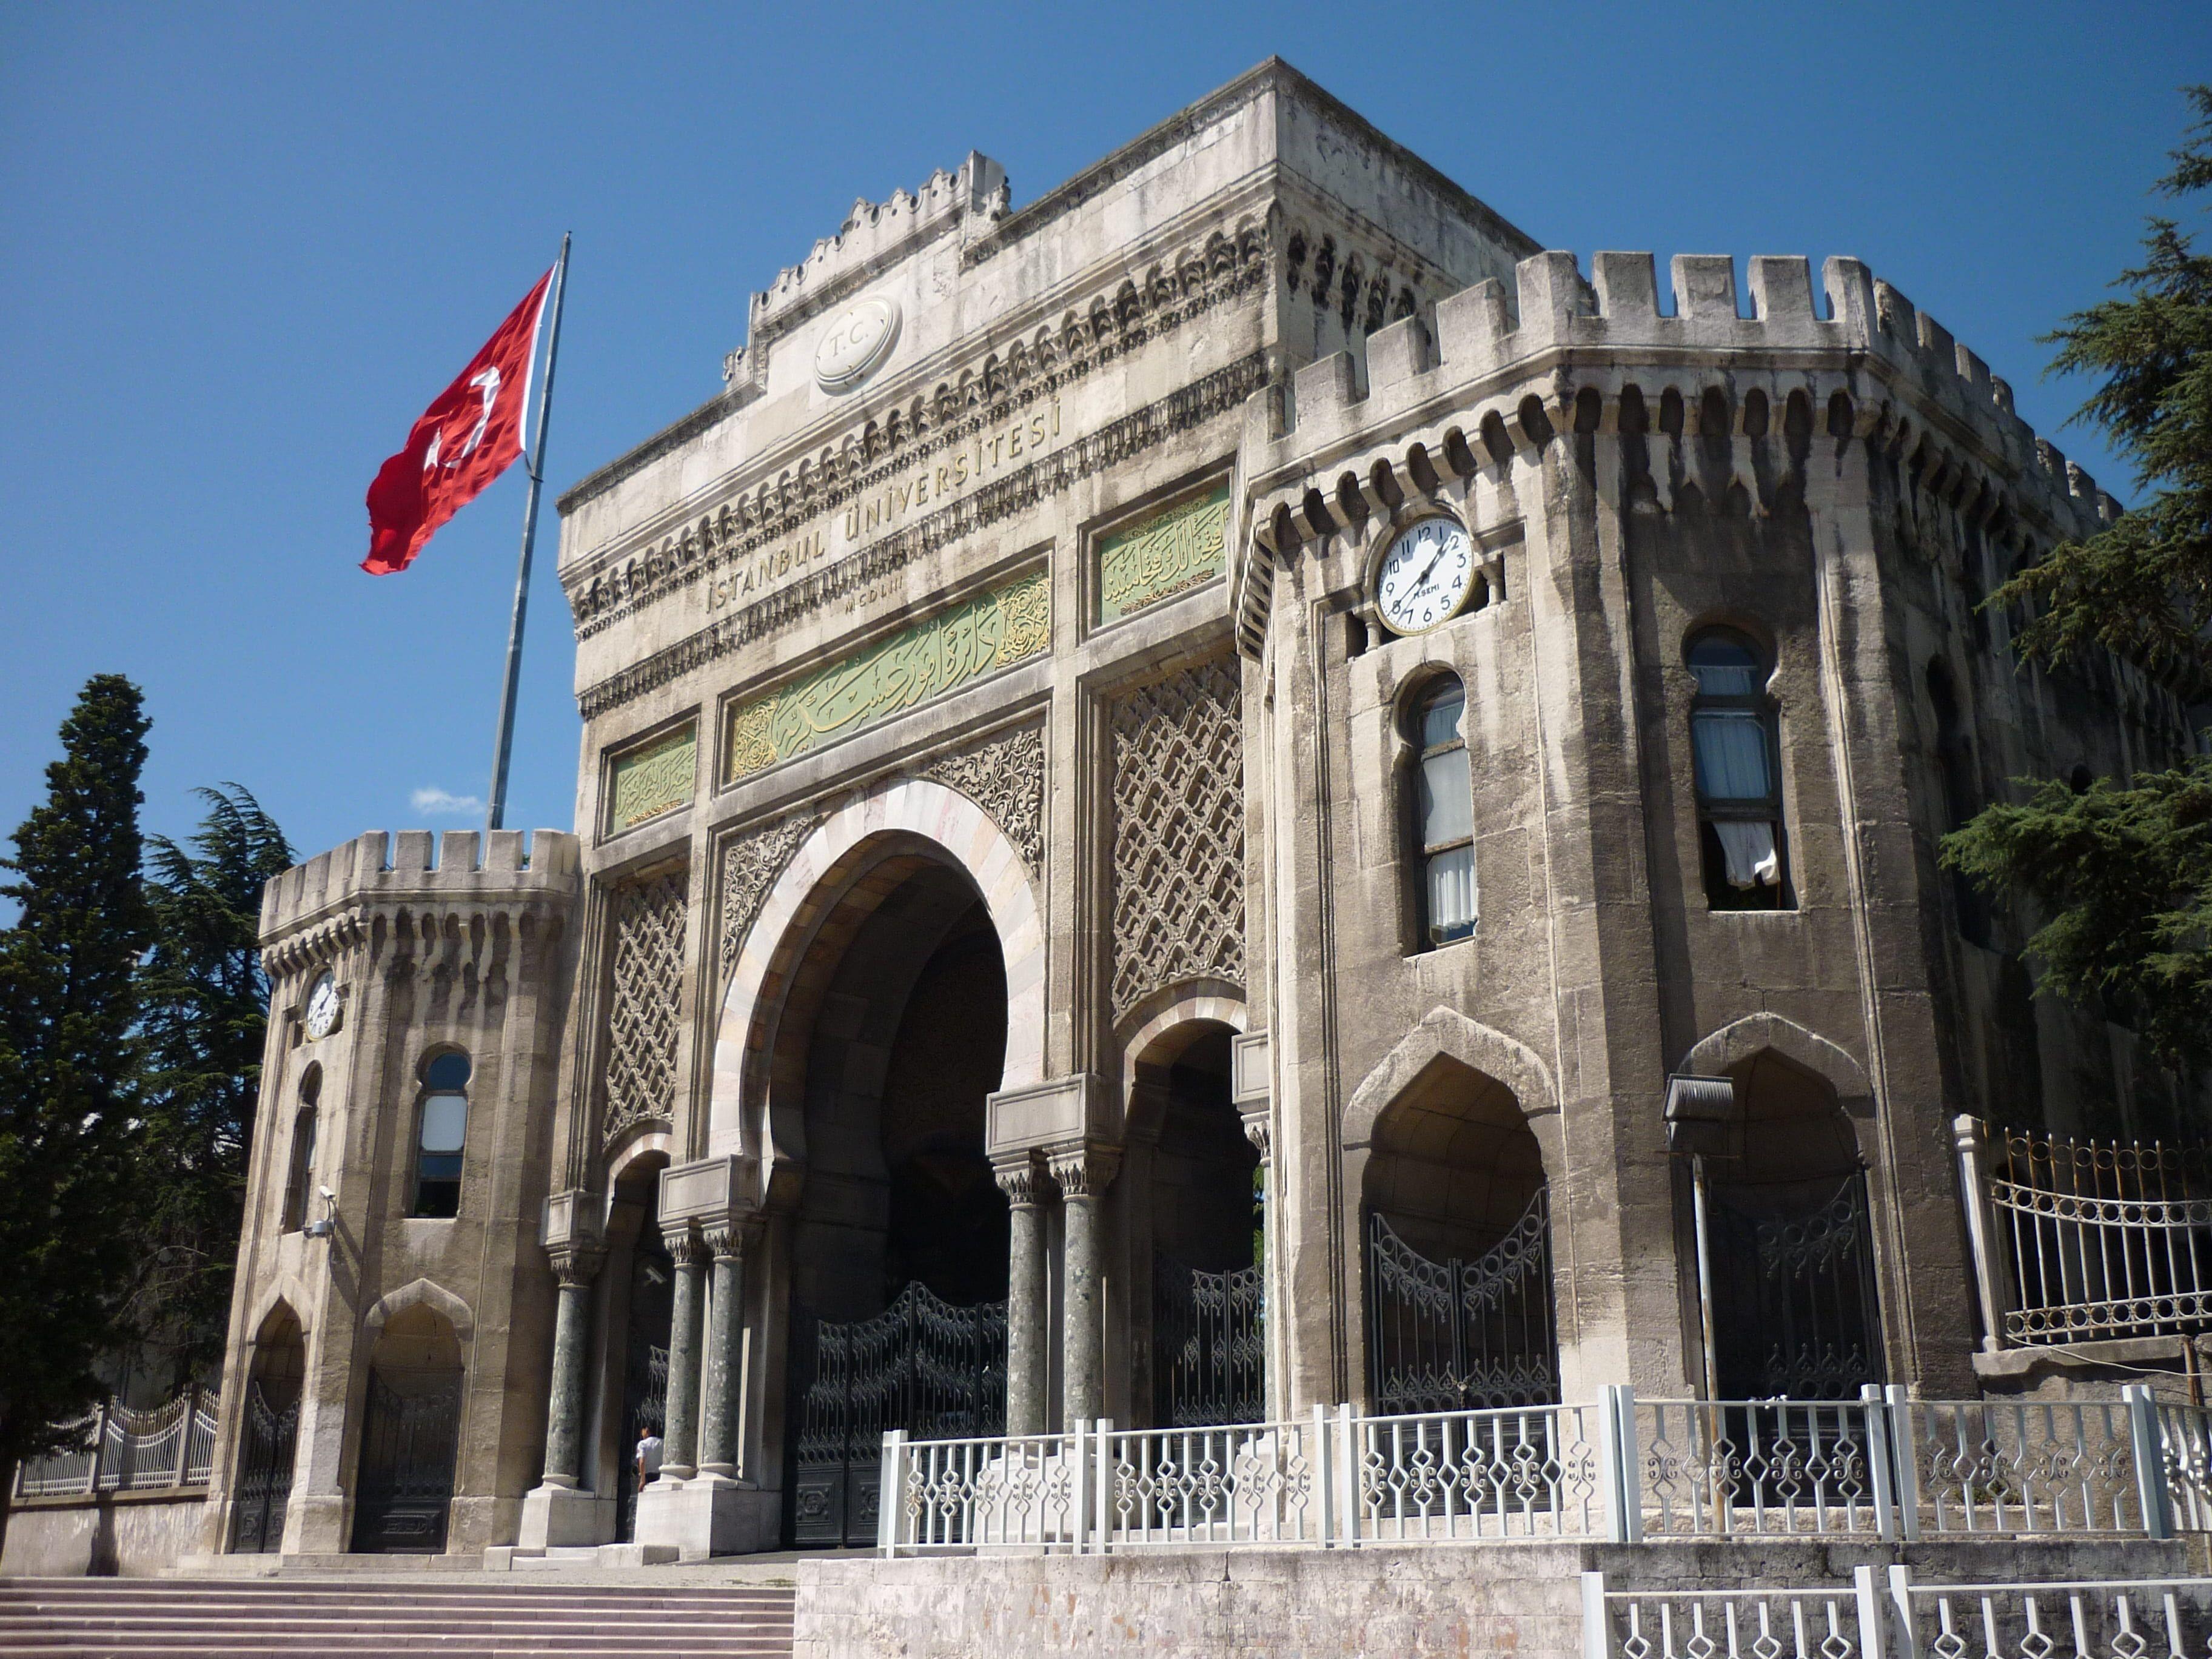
[635,1426,664,1489]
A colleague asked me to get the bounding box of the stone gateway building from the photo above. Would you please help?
[198,59,2204,1583]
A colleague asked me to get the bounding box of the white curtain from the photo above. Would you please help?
[1426,843,1476,939]
[1693,709,1772,801]
[1712,821,1781,889]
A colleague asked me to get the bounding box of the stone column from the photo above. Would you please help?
[660,1228,706,1481]
[1050,1146,1120,1428]
[697,1228,748,1476]
[994,1157,1047,1436]
[542,1246,605,1486]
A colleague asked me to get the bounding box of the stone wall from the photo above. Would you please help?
[0,1493,206,1578]
[794,1539,2194,1659]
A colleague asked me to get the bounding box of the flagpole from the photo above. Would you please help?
[486,233,570,834]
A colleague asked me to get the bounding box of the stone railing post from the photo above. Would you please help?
[1953,1114,2011,1352]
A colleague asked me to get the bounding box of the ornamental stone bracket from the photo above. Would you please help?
[657,1153,765,1236]
[1232,1030,1272,1162]
[985,1072,1116,1164]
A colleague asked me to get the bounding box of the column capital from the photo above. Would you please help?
[1047,1142,1122,1200]
[662,1221,708,1263]
[548,1244,606,1289]
[702,1222,754,1262]
[992,1154,1046,1207]
[1239,1104,1272,1165]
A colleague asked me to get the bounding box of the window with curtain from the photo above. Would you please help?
[281,1067,320,1233]
[1412,676,1476,947]
[1687,630,1787,910]
[412,1051,471,1219]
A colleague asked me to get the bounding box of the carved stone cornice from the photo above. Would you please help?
[262,913,367,981]
[563,232,1267,637]
[577,353,1268,720]
[1047,1145,1122,1201]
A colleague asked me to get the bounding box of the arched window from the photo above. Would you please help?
[1687,630,1787,910]
[281,1065,320,1233]
[412,1051,471,1219]
[1411,676,1476,946]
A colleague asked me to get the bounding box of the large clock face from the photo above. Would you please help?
[1375,517,1477,635]
[304,973,341,1041]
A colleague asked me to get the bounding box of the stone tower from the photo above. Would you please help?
[198,828,580,1558]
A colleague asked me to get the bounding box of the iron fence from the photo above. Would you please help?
[1959,1116,2212,1347]
[11,1388,217,1500]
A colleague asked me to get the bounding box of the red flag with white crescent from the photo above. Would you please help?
[363,268,552,575]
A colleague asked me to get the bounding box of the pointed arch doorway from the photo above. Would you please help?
[778,850,1013,1547]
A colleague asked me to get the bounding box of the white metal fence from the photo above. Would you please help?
[12,1389,217,1500]
[882,1386,2203,1555]
[1584,1569,2212,1659]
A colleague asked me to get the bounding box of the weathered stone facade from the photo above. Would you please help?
[201,59,2205,1574]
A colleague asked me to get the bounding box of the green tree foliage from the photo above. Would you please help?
[0,677,152,1537]
[129,786,293,1392]
[1946,88,2212,1070]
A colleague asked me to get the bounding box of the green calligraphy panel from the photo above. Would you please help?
[724,571,1051,782]
[1096,486,1230,624]
[606,725,698,833]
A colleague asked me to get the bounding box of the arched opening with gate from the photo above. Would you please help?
[350,1300,464,1553]
[1361,1056,1558,1413]
[1696,1050,1885,1399]
[1124,1017,1262,1428]
[598,1147,671,1543]
[230,1301,304,1553]
[775,848,1012,1548]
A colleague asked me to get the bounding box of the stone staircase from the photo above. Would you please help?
[0,1577,796,1657]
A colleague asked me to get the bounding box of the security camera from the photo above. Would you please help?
[318,1185,335,1202]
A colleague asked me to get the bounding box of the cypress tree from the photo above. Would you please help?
[0,676,152,1550]
[130,785,293,1392]
[1946,88,2212,1070]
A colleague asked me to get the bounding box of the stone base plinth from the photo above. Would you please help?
[634,1473,778,1560]
[517,1481,611,1550]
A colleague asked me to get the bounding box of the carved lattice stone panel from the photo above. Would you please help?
[1110,659,1244,1020]
[606,725,697,834]
[924,725,1045,873]
[718,816,806,981]
[603,869,687,1148]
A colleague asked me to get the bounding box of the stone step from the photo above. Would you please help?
[0,1577,797,1658]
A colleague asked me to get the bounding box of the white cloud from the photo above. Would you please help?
[411,786,484,819]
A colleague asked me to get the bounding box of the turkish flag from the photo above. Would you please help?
[363,268,553,574]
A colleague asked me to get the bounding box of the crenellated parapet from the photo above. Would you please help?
[738,153,1010,355]
[259,829,583,986]
[1234,249,2125,657]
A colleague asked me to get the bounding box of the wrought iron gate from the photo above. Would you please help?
[350,1369,462,1553]
[793,1281,1005,1547]
[228,1384,298,1553]
[1709,1171,1884,1398]
[1154,1254,1264,1427]
[1367,1187,1559,1414]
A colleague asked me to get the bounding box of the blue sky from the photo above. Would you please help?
[1,2,2203,866]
